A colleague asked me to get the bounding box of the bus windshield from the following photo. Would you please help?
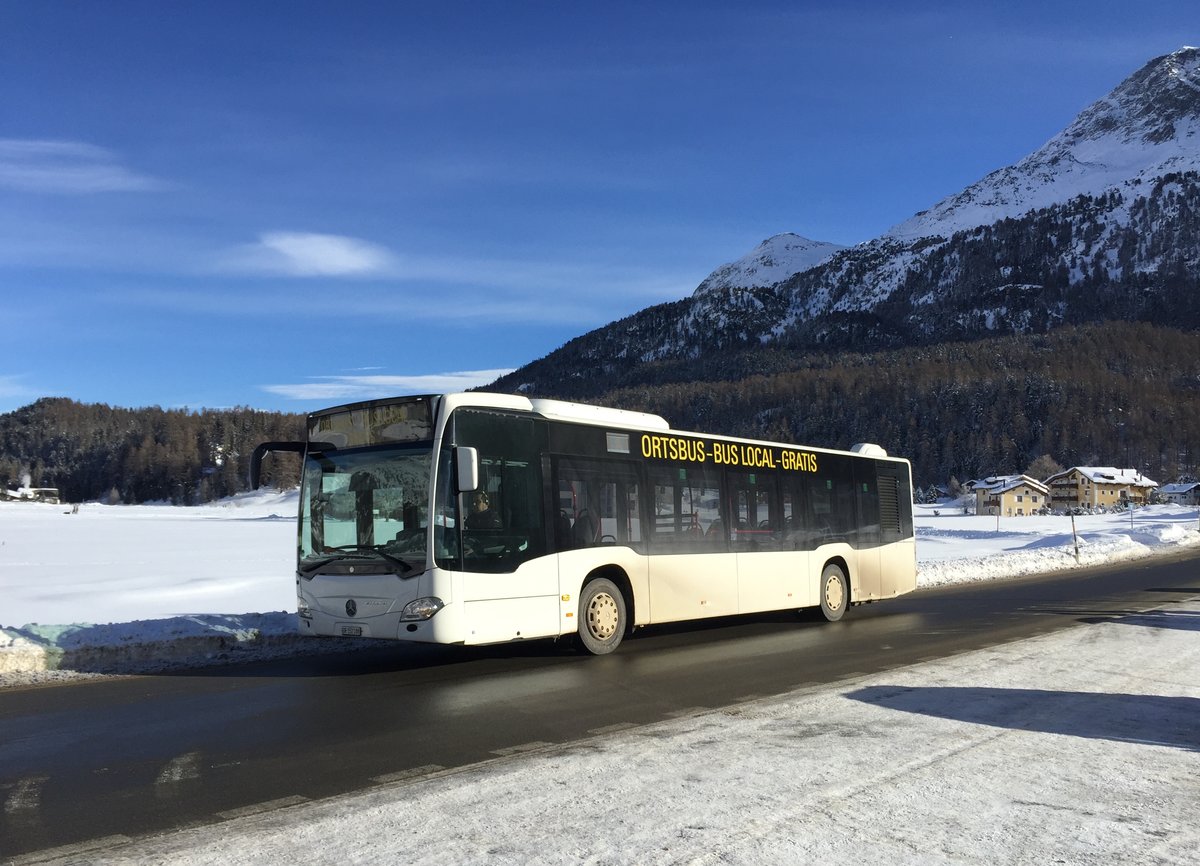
[299,446,434,574]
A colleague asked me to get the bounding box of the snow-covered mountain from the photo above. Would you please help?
[692,233,846,295]
[493,47,1200,397]
[890,46,1200,240]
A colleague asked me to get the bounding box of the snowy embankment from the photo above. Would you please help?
[1,494,1199,681]
[68,602,1200,865]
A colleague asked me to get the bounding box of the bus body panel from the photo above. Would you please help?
[461,559,557,602]
[854,543,882,600]
[880,537,918,598]
[463,595,560,644]
[460,556,560,643]
[735,549,813,612]
[646,552,740,623]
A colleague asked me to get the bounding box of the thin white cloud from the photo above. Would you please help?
[0,374,41,409]
[261,369,514,401]
[0,139,165,194]
[221,232,399,277]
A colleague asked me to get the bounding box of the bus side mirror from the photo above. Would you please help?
[250,441,307,490]
[456,446,480,493]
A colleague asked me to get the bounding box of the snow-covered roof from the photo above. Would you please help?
[972,475,1049,496]
[1047,467,1158,488]
[1160,482,1199,494]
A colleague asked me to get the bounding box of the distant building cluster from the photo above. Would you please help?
[1,486,61,505]
[963,467,1195,517]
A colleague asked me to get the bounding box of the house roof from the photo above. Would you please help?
[972,474,1050,496]
[1044,467,1158,488]
[1160,482,1200,495]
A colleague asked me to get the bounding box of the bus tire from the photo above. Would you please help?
[819,563,849,622]
[577,577,626,655]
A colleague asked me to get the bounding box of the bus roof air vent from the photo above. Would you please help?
[850,443,888,458]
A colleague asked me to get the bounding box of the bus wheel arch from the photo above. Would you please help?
[577,567,632,655]
[819,559,850,622]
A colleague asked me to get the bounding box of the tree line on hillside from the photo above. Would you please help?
[0,399,304,505]
[3,322,1198,503]
[568,322,1200,487]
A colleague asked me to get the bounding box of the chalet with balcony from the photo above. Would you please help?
[1044,467,1158,511]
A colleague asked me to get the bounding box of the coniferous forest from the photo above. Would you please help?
[0,400,303,505]
[1,321,1197,503]
[513,321,1200,488]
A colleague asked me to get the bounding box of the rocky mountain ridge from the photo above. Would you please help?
[492,47,1200,399]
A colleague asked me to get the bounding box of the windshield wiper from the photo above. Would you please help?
[300,546,416,576]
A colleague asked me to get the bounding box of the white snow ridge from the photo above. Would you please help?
[889,46,1200,241]
[693,232,846,294]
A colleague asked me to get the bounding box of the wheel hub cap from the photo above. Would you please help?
[587,593,619,639]
[825,577,844,610]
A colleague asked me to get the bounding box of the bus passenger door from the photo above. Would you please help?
[553,459,650,626]
[729,472,806,613]
[645,466,738,622]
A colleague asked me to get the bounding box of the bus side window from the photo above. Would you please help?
[648,466,722,553]
[729,472,781,552]
[554,458,642,552]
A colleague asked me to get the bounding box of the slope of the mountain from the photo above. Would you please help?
[492,47,1200,399]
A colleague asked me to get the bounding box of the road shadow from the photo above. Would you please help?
[846,685,1200,752]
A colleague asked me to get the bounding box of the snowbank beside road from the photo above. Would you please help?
[915,505,1200,585]
[1,495,1198,681]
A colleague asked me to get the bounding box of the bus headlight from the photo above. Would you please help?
[400,597,445,621]
[297,597,314,620]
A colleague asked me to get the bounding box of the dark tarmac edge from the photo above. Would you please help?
[4,543,1199,691]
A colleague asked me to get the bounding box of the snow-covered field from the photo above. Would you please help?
[1,492,1198,678]
[2,494,1198,863]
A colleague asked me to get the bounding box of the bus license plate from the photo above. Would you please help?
[341,625,363,637]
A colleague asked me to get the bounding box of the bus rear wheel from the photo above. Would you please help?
[819,563,849,622]
[578,577,626,655]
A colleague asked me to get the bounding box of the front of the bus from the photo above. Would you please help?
[292,395,457,642]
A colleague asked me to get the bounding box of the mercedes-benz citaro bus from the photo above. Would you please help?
[251,392,916,655]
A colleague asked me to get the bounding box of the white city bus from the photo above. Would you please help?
[252,392,916,654]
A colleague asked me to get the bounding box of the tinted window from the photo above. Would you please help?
[648,466,724,553]
[784,453,857,549]
[729,472,784,551]
[554,458,642,551]
[450,409,548,573]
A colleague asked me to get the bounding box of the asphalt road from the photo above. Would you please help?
[2,552,1198,861]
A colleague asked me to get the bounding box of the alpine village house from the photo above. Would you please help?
[972,467,1159,517]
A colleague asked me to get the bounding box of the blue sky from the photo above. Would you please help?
[1,2,1192,414]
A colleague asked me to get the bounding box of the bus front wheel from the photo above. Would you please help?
[819,563,849,622]
[578,578,626,655]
